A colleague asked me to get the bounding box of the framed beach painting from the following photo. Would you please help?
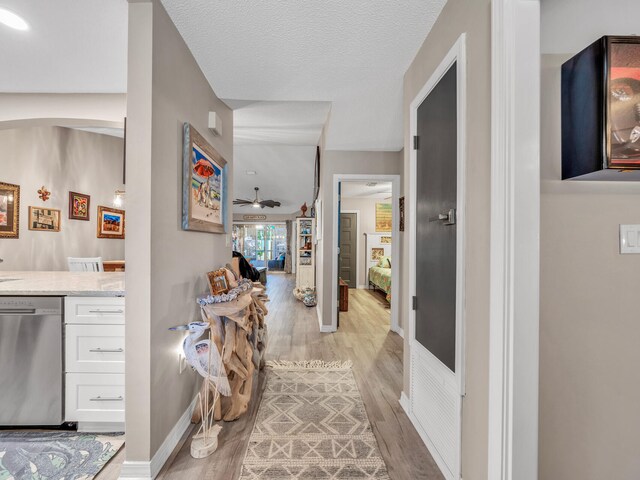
[182,123,227,234]
[69,191,90,220]
[28,207,61,232]
[97,206,125,239]
[375,203,392,232]
[0,182,20,238]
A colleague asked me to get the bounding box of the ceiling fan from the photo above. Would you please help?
[233,187,281,209]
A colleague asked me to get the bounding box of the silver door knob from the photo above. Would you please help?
[439,208,456,226]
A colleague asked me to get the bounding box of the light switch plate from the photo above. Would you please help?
[620,225,640,254]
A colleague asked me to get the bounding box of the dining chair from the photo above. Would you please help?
[67,257,104,272]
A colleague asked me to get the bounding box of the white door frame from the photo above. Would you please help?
[488,1,540,479]
[406,34,466,480]
[338,209,361,289]
[330,174,401,336]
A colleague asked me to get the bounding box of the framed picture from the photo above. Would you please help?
[97,205,125,239]
[182,123,227,234]
[0,182,19,238]
[371,247,385,261]
[375,203,392,232]
[28,207,61,232]
[381,236,392,244]
[207,268,229,296]
[69,191,90,220]
[399,196,405,232]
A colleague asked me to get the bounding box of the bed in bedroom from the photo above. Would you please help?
[369,256,391,302]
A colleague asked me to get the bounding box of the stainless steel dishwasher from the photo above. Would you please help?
[0,297,63,426]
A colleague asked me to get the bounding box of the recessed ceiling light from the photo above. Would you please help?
[246,170,257,175]
[0,8,29,31]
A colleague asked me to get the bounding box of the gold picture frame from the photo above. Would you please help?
[28,206,61,232]
[0,182,19,238]
[97,206,125,239]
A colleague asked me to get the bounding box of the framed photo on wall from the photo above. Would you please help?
[182,123,227,234]
[375,203,392,232]
[0,182,19,238]
[69,191,90,220]
[28,207,61,232]
[97,205,125,239]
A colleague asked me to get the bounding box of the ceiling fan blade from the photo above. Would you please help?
[259,200,281,208]
[233,199,252,205]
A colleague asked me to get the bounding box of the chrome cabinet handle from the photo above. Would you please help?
[89,396,123,402]
[89,309,124,314]
[89,348,124,353]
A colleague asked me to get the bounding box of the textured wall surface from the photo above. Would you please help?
[539,54,640,480]
[125,0,234,462]
[0,126,124,270]
[402,0,492,478]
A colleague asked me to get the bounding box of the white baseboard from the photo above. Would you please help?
[357,284,368,290]
[319,323,336,333]
[399,391,410,414]
[396,327,405,338]
[119,395,197,480]
[78,421,125,433]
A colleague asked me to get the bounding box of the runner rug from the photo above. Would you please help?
[0,431,124,480]
[240,360,390,479]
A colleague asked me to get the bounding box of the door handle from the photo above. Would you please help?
[429,208,456,225]
[89,348,124,353]
[89,396,124,402]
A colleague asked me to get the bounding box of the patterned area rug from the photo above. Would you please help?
[0,431,124,480]
[240,360,390,479]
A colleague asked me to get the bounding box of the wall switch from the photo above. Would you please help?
[620,225,640,254]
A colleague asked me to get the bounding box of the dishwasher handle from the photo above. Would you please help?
[0,308,37,315]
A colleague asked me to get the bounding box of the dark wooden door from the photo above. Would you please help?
[415,63,457,372]
[339,213,357,287]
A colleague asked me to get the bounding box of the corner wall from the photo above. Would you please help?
[317,150,402,327]
[539,54,640,480]
[125,0,233,466]
[402,1,492,478]
[0,127,125,270]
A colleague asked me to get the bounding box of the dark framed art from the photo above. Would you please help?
[69,191,90,220]
[97,205,125,239]
[182,123,227,234]
[399,196,405,232]
[0,182,19,238]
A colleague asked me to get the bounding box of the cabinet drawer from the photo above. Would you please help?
[65,324,125,374]
[65,297,125,325]
[65,373,124,423]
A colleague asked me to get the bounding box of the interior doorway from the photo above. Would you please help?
[331,175,401,335]
[232,223,287,271]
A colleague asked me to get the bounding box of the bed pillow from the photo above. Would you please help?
[377,256,391,268]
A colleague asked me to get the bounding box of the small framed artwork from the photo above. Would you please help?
[381,236,392,244]
[69,191,90,221]
[183,123,227,234]
[97,206,125,239]
[0,182,19,238]
[28,206,61,232]
[207,268,229,296]
[375,203,392,232]
[371,247,385,261]
[399,196,405,232]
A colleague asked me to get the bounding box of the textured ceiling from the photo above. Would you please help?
[341,181,392,199]
[161,0,447,150]
[233,145,315,215]
[0,0,127,92]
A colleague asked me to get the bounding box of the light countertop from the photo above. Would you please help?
[0,271,125,297]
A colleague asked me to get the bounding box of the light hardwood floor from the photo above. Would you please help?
[100,274,444,480]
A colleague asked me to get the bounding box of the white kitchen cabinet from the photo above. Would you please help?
[64,296,125,430]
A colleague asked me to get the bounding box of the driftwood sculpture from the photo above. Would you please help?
[193,280,269,424]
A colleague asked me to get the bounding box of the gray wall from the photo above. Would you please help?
[125,0,234,462]
[539,54,640,480]
[0,126,124,270]
[402,1,492,478]
[340,196,391,288]
[317,150,402,327]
